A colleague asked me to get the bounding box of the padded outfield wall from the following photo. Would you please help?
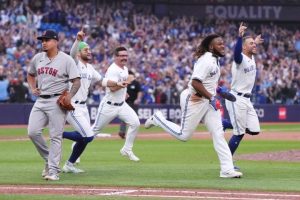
[0,104,299,125]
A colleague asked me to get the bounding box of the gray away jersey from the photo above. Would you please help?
[28,51,79,95]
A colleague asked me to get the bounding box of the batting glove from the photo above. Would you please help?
[217,86,236,102]
[209,96,221,111]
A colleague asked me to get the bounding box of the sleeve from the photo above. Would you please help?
[234,37,243,64]
[92,67,102,81]
[104,66,119,82]
[27,54,38,75]
[70,40,79,64]
[191,58,209,82]
[66,55,80,80]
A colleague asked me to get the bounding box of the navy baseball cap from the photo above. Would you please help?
[37,30,59,41]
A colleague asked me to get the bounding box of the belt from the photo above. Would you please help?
[107,101,124,106]
[74,100,86,104]
[39,94,61,99]
[236,92,251,98]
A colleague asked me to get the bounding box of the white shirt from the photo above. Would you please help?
[71,60,102,102]
[104,62,128,103]
[231,53,256,94]
[188,52,220,96]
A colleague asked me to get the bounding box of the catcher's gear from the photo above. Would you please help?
[217,87,236,102]
[57,90,75,111]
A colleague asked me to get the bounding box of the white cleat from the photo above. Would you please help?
[120,148,140,162]
[62,162,85,173]
[144,116,155,129]
[220,170,243,178]
[41,164,49,177]
[44,174,60,181]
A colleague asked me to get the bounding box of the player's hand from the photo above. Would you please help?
[238,22,247,37]
[77,30,85,41]
[117,81,128,88]
[209,96,221,111]
[254,34,264,45]
[217,86,236,102]
[31,88,41,96]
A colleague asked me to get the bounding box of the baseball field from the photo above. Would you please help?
[0,123,299,200]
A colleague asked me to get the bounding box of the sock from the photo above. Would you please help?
[222,118,233,131]
[228,134,244,155]
[68,136,94,163]
[119,121,127,133]
[63,131,83,141]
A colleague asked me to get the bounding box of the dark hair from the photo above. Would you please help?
[242,36,253,43]
[114,46,127,56]
[194,34,221,59]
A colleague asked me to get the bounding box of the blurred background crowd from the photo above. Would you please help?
[0,0,299,105]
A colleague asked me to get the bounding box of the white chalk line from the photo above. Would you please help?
[1,186,299,199]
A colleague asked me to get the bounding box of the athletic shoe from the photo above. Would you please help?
[75,157,80,164]
[120,148,140,162]
[220,170,243,178]
[145,111,162,129]
[44,174,59,181]
[118,132,126,139]
[41,164,49,177]
[62,161,85,173]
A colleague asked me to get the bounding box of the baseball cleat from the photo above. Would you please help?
[62,162,85,173]
[44,174,60,181]
[144,116,155,129]
[41,164,49,177]
[120,148,140,162]
[220,170,243,178]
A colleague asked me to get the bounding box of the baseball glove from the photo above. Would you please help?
[217,87,236,102]
[57,90,75,111]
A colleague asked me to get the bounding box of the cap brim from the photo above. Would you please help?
[37,36,58,40]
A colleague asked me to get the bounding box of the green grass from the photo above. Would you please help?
[0,124,300,199]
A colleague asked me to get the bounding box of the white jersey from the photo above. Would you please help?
[104,62,128,102]
[231,53,256,94]
[188,52,220,96]
[70,60,102,102]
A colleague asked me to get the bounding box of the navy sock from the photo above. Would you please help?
[222,118,233,131]
[119,121,127,133]
[63,131,83,142]
[68,136,94,163]
[228,134,244,155]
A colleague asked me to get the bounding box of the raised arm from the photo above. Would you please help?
[70,30,85,63]
[234,22,247,64]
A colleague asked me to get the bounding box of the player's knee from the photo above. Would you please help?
[130,120,140,129]
[246,128,260,135]
[83,136,94,143]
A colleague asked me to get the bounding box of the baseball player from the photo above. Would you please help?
[27,29,81,181]
[92,46,140,162]
[62,31,128,173]
[145,34,242,178]
[225,23,263,161]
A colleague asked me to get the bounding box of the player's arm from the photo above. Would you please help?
[234,22,247,64]
[254,34,264,45]
[70,30,85,63]
[102,78,128,91]
[191,79,213,100]
[69,77,81,97]
[27,73,40,96]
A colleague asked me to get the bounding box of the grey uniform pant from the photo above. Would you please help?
[28,97,67,175]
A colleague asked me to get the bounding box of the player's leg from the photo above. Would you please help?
[145,89,202,141]
[45,99,68,180]
[204,108,242,178]
[225,99,247,155]
[118,103,140,161]
[63,106,94,173]
[27,102,49,177]
[118,121,127,139]
[245,103,260,135]
[91,101,118,134]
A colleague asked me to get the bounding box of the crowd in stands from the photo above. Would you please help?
[0,0,299,105]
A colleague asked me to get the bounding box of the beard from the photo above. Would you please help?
[212,49,225,57]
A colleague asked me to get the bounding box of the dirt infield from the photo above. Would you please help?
[1,185,300,199]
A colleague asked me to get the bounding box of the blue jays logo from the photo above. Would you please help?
[210,70,217,77]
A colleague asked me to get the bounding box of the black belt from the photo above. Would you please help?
[237,92,251,98]
[107,101,124,106]
[75,100,86,104]
[39,94,61,99]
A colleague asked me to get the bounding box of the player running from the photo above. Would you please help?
[62,30,127,173]
[224,22,263,166]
